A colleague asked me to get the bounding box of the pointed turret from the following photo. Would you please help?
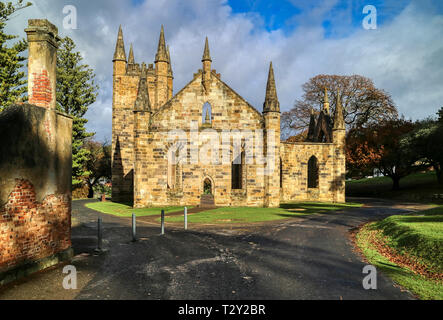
[128,44,135,64]
[202,37,212,62]
[307,108,316,142]
[166,45,173,77]
[166,45,174,99]
[323,87,330,114]
[113,25,126,62]
[263,62,280,113]
[202,37,212,92]
[155,25,169,108]
[155,25,168,63]
[134,63,151,111]
[333,90,345,130]
[262,62,281,208]
[332,90,346,202]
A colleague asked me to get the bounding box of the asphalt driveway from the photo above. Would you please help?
[0,198,424,300]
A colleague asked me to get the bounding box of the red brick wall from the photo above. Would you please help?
[28,70,53,109]
[0,179,71,271]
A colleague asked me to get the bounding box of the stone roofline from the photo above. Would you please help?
[150,71,264,121]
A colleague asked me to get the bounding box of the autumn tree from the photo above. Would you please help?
[56,36,99,188]
[347,118,420,190]
[0,1,32,111]
[84,139,112,198]
[282,75,398,137]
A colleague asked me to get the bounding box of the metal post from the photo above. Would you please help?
[161,210,165,235]
[97,217,102,251]
[132,213,137,242]
[184,207,188,230]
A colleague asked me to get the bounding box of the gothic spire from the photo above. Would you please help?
[202,37,212,62]
[323,87,330,114]
[155,25,168,63]
[333,90,345,130]
[128,43,135,64]
[134,63,151,111]
[307,108,316,142]
[113,25,126,62]
[167,45,173,77]
[263,62,280,113]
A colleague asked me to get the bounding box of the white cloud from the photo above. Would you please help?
[4,0,443,141]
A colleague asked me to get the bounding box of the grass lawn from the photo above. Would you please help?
[355,205,443,300]
[164,202,362,224]
[85,201,192,217]
[346,171,443,202]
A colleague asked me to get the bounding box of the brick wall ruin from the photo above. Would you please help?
[0,19,73,285]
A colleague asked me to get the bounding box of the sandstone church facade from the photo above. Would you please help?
[112,26,346,208]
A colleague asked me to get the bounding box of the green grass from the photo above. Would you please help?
[164,202,362,224]
[371,205,443,274]
[85,201,192,217]
[355,205,443,300]
[347,171,443,202]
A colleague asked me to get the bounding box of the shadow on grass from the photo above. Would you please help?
[394,216,443,224]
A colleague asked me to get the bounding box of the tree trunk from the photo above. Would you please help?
[392,176,401,191]
[87,182,94,199]
[437,169,443,185]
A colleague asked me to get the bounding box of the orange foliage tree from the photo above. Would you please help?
[282,74,398,138]
[346,118,421,190]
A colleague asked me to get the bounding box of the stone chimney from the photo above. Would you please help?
[25,19,60,109]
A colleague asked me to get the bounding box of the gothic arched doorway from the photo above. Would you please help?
[203,178,213,195]
[201,177,215,207]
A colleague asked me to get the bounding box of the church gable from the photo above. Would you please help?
[151,72,263,131]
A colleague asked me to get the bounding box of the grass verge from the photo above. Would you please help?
[85,201,192,217]
[164,202,362,224]
[354,205,443,300]
[346,171,443,202]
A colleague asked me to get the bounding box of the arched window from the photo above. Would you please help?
[308,156,319,189]
[202,102,212,125]
[167,147,183,190]
[232,151,244,190]
[167,150,177,189]
[280,158,283,188]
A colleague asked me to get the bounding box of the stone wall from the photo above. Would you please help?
[113,29,346,208]
[133,72,274,208]
[0,104,73,278]
[0,19,73,285]
[112,65,139,203]
[280,141,345,203]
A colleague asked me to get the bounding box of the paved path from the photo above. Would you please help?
[0,198,427,300]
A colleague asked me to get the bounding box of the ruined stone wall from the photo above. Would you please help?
[0,20,73,284]
[133,73,273,208]
[280,141,345,203]
[0,104,73,275]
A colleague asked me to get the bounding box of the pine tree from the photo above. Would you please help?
[56,36,99,188]
[0,1,32,111]
[438,107,443,123]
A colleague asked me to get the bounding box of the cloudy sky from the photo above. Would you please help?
[5,0,443,141]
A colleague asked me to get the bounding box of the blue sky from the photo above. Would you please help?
[5,0,443,141]
[228,0,412,34]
